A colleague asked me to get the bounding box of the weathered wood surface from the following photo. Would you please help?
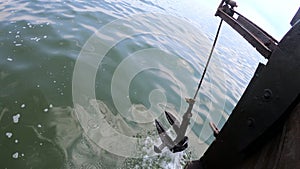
[235,101,300,169]
[185,101,300,169]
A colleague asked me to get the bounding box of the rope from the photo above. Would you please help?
[193,19,223,100]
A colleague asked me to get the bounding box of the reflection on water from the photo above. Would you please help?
[0,0,263,168]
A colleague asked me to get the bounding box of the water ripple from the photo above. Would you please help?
[0,0,264,168]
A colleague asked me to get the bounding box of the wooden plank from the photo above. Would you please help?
[236,101,300,169]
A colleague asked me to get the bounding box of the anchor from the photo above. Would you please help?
[154,98,195,153]
[154,15,224,153]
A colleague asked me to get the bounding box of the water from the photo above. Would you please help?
[0,0,264,168]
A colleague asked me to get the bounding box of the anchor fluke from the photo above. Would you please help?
[154,145,162,153]
[170,136,189,153]
[165,111,180,132]
[155,120,174,148]
[155,119,166,134]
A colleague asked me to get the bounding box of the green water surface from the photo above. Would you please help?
[0,0,263,168]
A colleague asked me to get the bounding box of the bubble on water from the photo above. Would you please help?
[15,139,18,143]
[46,22,50,25]
[22,27,26,29]
[21,153,24,157]
[7,57,13,61]
[43,108,49,112]
[40,25,43,27]
[12,114,20,123]
[12,152,19,159]
[37,124,42,128]
[43,35,47,38]
[9,31,12,34]
[16,31,20,34]
[21,104,25,108]
[30,37,41,41]
[49,104,53,108]
[39,143,43,146]
[15,44,22,47]
[15,35,20,38]
[6,132,13,138]
[30,37,36,40]
[53,80,56,83]
[37,84,40,88]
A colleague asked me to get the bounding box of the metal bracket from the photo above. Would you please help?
[215,0,278,59]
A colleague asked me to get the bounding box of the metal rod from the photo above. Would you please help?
[193,19,223,99]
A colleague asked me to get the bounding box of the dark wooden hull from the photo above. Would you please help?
[185,2,300,169]
[236,102,300,169]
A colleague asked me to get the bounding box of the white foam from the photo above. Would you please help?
[37,124,42,128]
[43,108,49,112]
[7,58,13,61]
[20,104,25,108]
[13,114,20,123]
[30,37,41,41]
[12,152,18,159]
[6,132,13,138]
